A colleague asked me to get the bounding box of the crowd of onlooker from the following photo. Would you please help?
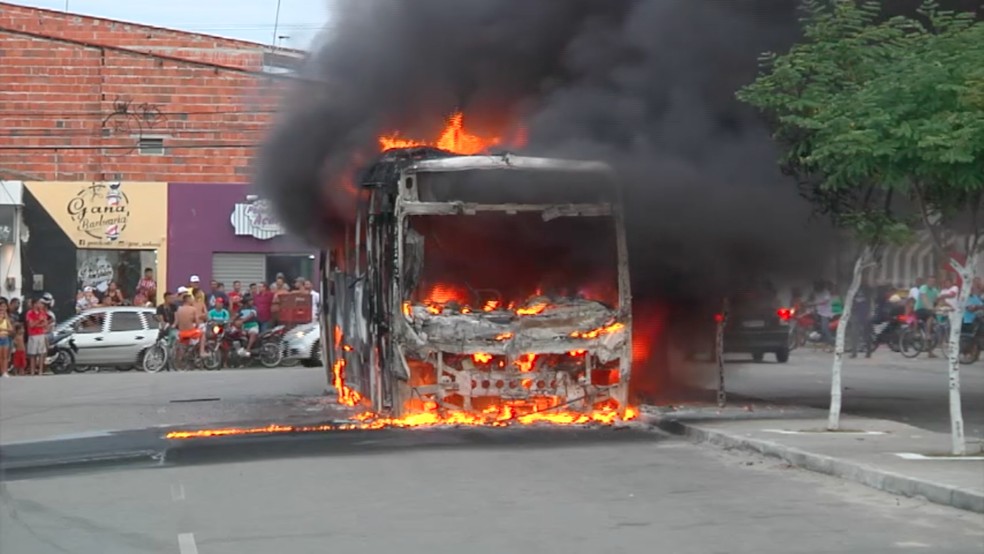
[76,267,158,312]
[165,273,320,331]
[0,293,57,378]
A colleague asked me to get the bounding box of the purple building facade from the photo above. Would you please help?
[167,183,316,293]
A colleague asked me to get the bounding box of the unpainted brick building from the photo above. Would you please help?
[0,2,302,182]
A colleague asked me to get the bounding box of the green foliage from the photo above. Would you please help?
[737,0,984,246]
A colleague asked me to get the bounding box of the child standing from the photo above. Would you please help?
[12,323,26,376]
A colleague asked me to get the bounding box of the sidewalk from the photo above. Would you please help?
[645,403,984,513]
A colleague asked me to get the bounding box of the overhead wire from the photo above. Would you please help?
[0,108,282,117]
[0,143,262,151]
[0,128,270,138]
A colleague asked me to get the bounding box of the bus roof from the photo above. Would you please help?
[408,154,613,175]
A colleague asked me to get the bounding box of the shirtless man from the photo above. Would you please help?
[175,293,206,357]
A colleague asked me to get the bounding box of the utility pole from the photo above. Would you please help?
[271,0,283,47]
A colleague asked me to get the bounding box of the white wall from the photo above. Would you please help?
[0,182,23,301]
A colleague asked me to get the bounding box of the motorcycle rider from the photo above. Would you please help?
[156,291,177,349]
[809,280,835,345]
[207,297,230,323]
[237,294,260,355]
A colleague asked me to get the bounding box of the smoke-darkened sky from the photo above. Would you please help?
[256,0,833,299]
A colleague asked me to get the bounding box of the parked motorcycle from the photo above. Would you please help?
[46,329,78,374]
[202,321,228,370]
[212,323,285,369]
[142,326,171,373]
[789,310,839,350]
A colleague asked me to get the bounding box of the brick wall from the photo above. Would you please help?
[0,1,303,70]
[0,29,291,183]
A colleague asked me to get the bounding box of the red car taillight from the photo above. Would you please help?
[714,313,725,323]
[777,308,793,322]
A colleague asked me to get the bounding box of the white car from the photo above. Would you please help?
[55,306,160,371]
[284,322,322,367]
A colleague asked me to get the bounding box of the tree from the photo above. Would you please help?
[737,0,913,431]
[740,0,984,453]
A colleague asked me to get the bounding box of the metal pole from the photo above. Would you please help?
[716,297,729,407]
[271,0,283,47]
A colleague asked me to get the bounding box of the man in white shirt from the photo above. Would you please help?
[304,280,321,319]
[909,277,923,309]
[940,276,960,311]
[811,281,835,345]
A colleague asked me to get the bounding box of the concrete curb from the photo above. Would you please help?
[655,419,984,514]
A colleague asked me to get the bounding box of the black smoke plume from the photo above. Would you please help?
[256,0,843,401]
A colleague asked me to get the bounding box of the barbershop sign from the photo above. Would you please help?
[230,200,286,240]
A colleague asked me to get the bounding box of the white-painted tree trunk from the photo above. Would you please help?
[944,253,976,455]
[828,247,872,431]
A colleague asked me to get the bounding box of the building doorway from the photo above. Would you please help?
[266,254,315,287]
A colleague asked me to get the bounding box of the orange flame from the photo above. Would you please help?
[514,353,537,373]
[379,112,514,155]
[495,332,514,341]
[331,325,363,407]
[483,300,500,312]
[165,404,638,439]
[570,322,625,339]
[473,352,493,364]
[516,303,547,316]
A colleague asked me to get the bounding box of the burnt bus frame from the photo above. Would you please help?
[321,154,632,416]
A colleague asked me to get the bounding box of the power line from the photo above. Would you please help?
[0,143,261,151]
[0,108,281,118]
[0,128,270,138]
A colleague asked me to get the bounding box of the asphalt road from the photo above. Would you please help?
[3,349,982,443]
[715,349,984,438]
[0,368,330,444]
[2,435,982,553]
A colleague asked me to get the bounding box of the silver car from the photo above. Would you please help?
[284,322,322,367]
[55,306,159,371]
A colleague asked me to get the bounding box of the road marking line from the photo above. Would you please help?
[761,429,887,435]
[170,483,185,501]
[178,533,199,554]
[894,541,931,548]
[895,452,984,461]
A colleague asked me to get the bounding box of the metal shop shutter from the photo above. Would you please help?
[212,253,266,286]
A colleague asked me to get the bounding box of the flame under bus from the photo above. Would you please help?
[322,148,632,419]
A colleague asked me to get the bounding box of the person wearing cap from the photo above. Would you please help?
[75,289,89,314]
[207,297,230,324]
[40,293,57,347]
[188,275,205,301]
[82,287,100,310]
[188,275,207,320]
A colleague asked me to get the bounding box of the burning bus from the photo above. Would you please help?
[320,144,633,422]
